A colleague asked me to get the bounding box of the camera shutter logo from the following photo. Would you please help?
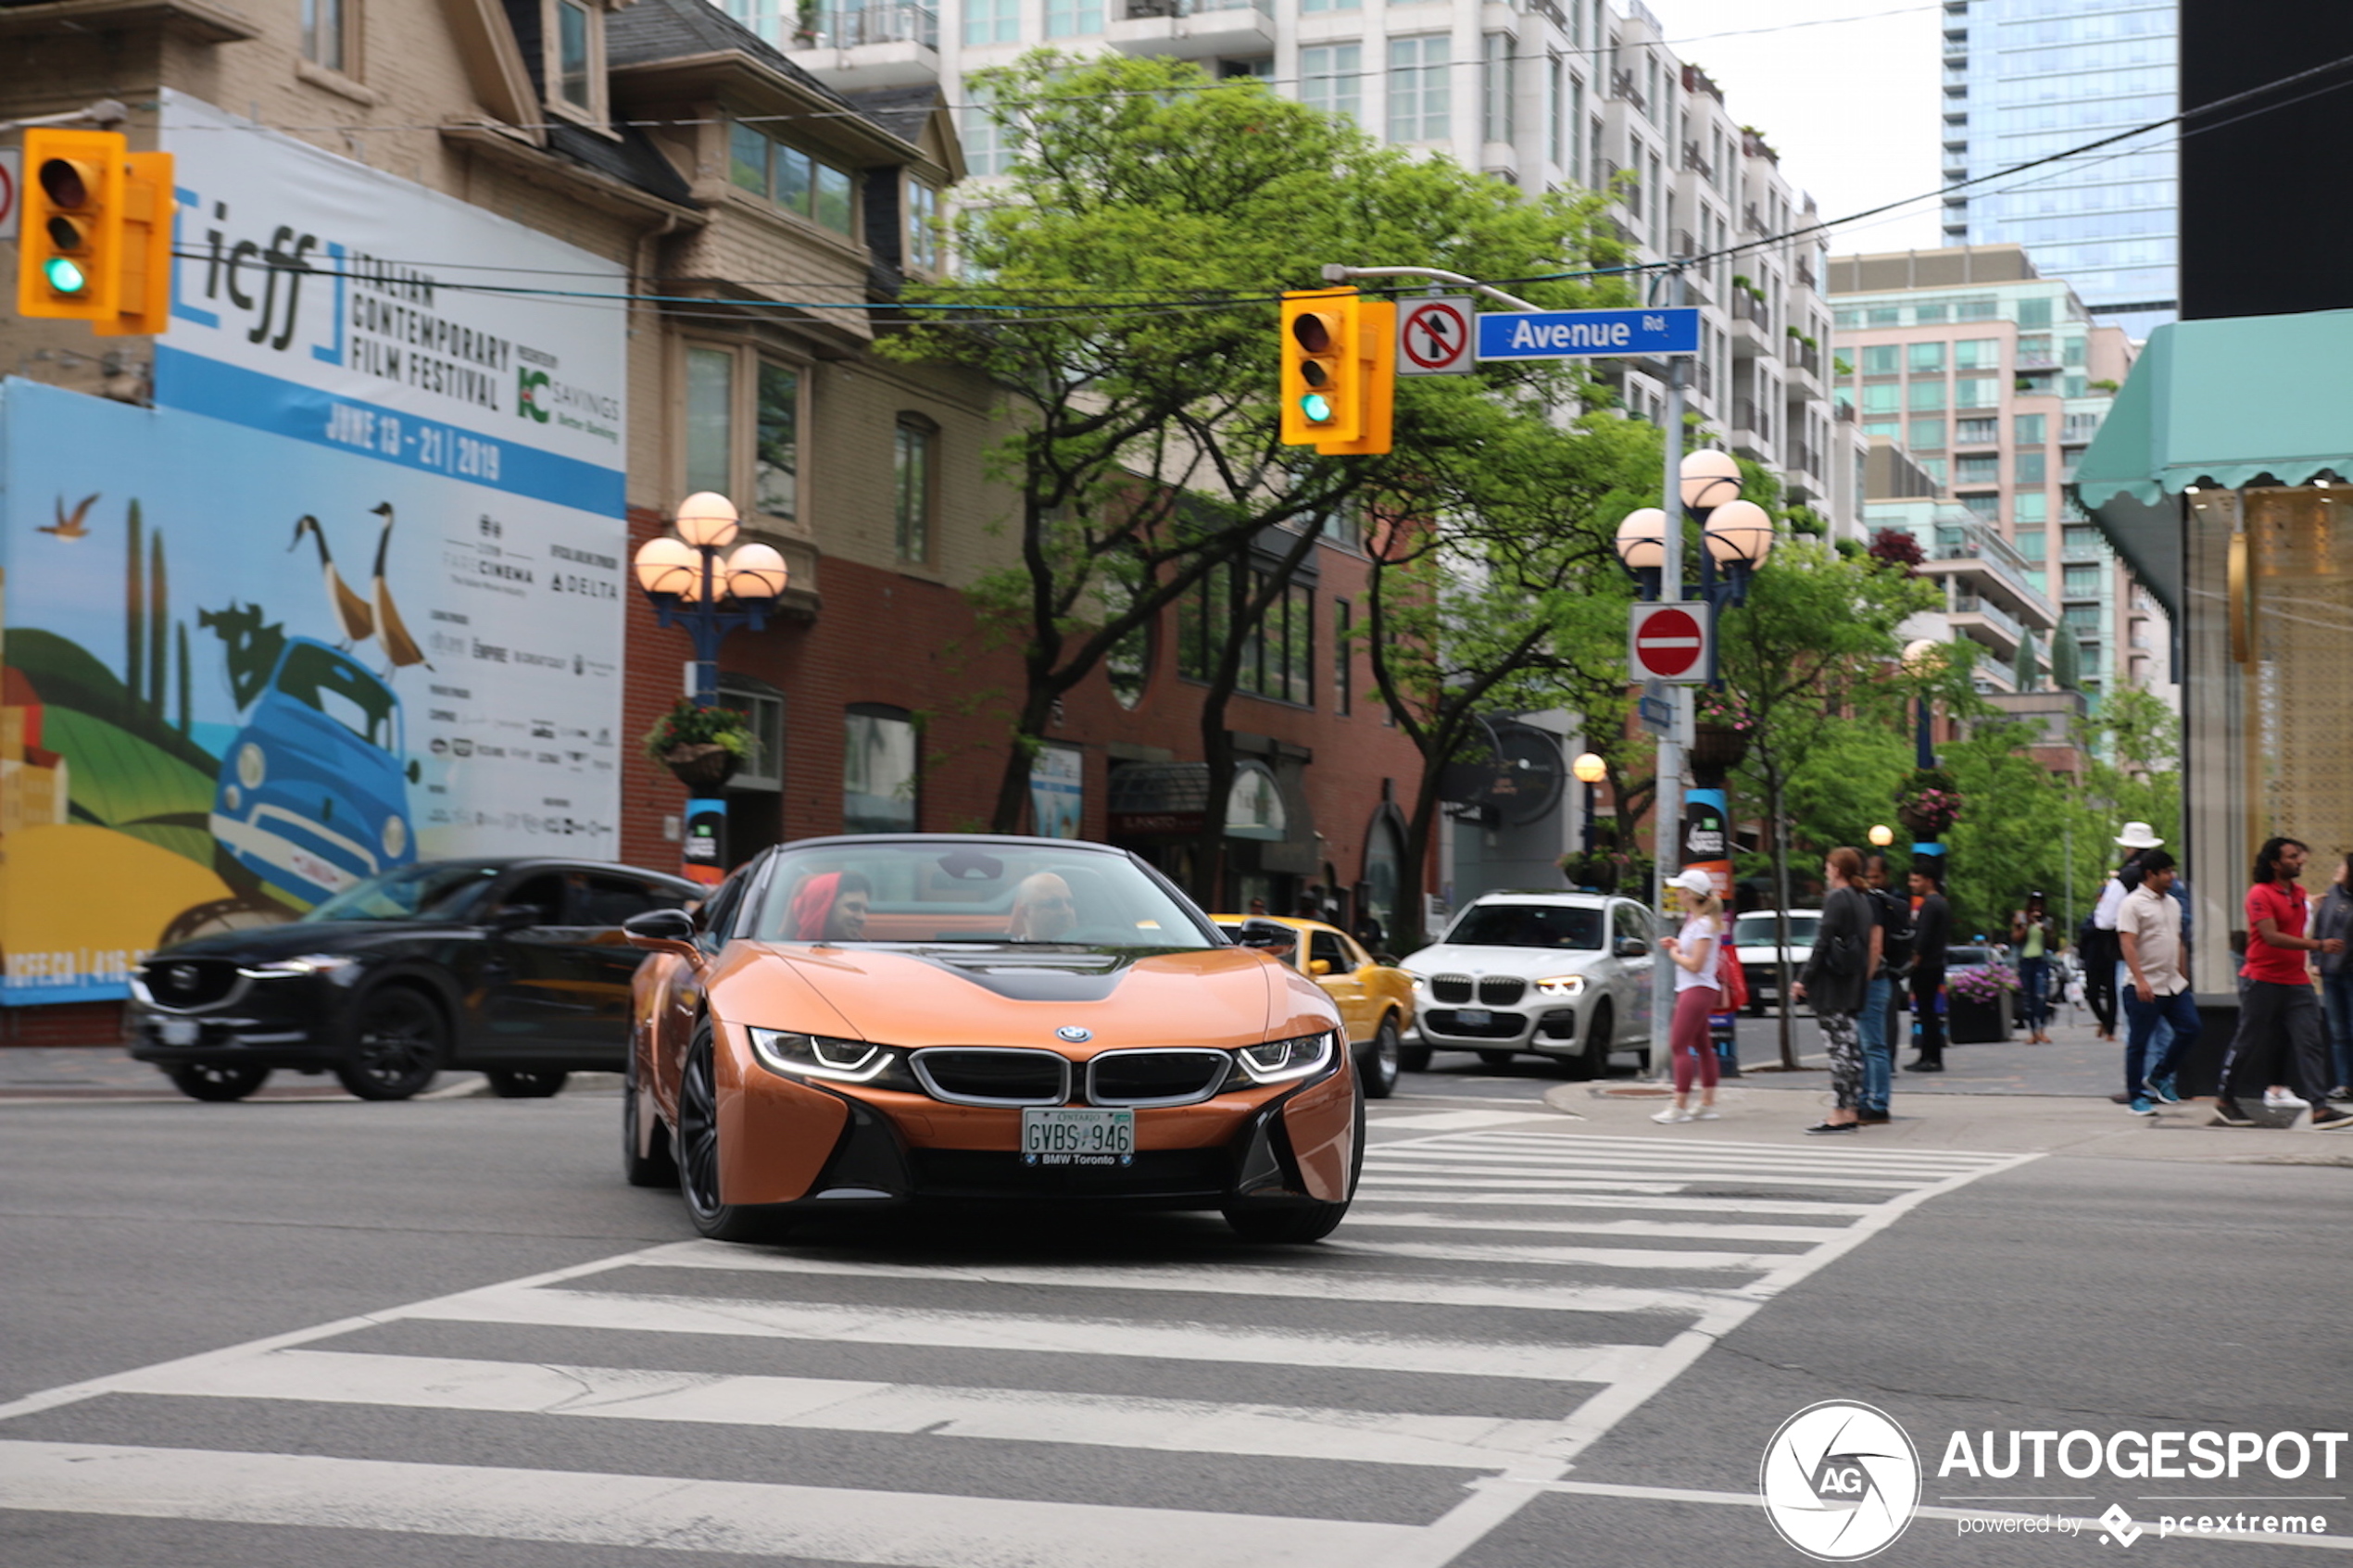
[1759,1400,1921,1561]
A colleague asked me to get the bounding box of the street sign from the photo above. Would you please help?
[1396,296,1475,376]
[1638,683,1674,735]
[1476,307,1701,362]
[1630,602,1709,683]
[0,151,19,243]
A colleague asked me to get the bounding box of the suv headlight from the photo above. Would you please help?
[748,1028,916,1088]
[1408,974,1428,994]
[1534,974,1588,997]
[1234,1030,1337,1085]
[245,953,359,981]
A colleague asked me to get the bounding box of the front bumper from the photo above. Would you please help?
[125,977,345,1070]
[1415,1001,1584,1051]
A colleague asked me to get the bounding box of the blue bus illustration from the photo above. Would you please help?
[208,638,419,909]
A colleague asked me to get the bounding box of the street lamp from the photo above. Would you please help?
[1902,638,1944,770]
[1869,823,1895,848]
[1572,751,1608,855]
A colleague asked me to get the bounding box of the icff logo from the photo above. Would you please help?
[518,367,550,422]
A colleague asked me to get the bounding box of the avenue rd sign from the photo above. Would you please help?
[1475,307,1700,361]
[1629,602,1709,683]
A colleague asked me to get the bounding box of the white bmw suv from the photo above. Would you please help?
[1402,891,1658,1078]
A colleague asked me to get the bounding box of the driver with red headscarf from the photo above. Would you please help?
[787,872,872,942]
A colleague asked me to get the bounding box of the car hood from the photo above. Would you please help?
[708,943,1332,1051]
[1403,944,1615,980]
[145,921,467,963]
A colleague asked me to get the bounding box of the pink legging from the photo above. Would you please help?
[1671,985,1722,1096]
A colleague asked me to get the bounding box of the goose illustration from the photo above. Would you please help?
[290,515,375,648]
[40,493,99,539]
[368,502,429,671]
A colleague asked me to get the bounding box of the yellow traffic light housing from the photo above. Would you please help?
[1278,288,1396,456]
[18,129,125,323]
[96,152,176,337]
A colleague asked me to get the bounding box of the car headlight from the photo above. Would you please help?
[237,743,266,791]
[244,954,359,980]
[1534,974,1588,997]
[1408,974,1428,994]
[1234,1030,1338,1085]
[383,816,408,859]
[748,1028,917,1088]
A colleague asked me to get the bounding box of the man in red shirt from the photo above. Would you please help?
[2212,836,2353,1128]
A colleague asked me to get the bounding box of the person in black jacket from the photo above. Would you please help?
[1907,863,1953,1071]
[1794,847,1877,1133]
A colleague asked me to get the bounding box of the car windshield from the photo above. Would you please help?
[1442,904,1604,949]
[302,862,502,922]
[746,842,1214,947]
[1735,913,1819,947]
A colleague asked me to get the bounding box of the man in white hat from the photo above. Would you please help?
[2086,822,2167,1043]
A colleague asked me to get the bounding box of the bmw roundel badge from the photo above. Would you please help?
[1055,1025,1093,1044]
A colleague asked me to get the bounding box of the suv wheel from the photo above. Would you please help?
[335,985,445,1100]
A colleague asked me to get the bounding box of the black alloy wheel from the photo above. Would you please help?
[676,1024,785,1242]
[1224,1090,1365,1244]
[166,1062,271,1102]
[334,985,446,1100]
[1359,1017,1402,1100]
[484,1069,568,1098]
[623,1047,677,1188]
[1559,999,1612,1081]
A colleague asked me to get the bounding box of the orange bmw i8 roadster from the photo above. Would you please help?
[621,835,1363,1245]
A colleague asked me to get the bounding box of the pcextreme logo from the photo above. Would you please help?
[1761,1400,1922,1561]
[518,367,551,422]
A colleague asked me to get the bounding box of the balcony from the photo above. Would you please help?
[1730,289,1772,358]
[1610,69,1646,114]
[1732,397,1773,460]
[1784,334,1821,381]
[1742,202,1765,233]
[786,1,939,86]
[1109,0,1274,59]
[1950,590,2025,654]
[1680,141,1713,181]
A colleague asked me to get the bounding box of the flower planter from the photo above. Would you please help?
[663,744,740,790]
[1947,990,2011,1044]
[1896,806,1950,839]
[1690,723,1750,772]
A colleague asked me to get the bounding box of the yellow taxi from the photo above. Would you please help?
[1214,915,1415,1098]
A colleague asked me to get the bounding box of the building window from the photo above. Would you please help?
[1956,374,2001,408]
[1955,454,1999,485]
[1861,419,1901,440]
[844,706,919,833]
[892,419,934,561]
[1177,564,1314,706]
[1955,337,2002,370]
[1482,34,1514,144]
[1862,383,1899,414]
[1044,0,1102,38]
[1907,417,1944,450]
[556,0,593,109]
[1907,341,1945,373]
[718,678,786,792]
[1915,302,1947,323]
[963,85,1010,177]
[1955,297,1997,320]
[1389,36,1451,143]
[1333,598,1352,716]
[1908,379,1946,411]
[963,0,1018,45]
[2014,491,2048,524]
[2013,413,2047,445]
[2062,604,2100,634]
[2017,295,2054,328]
[1867,306,1900,326]
[1955,417,1998,445]
[1302,44,1361,122]
[2014,448,2046,484]
[302,0,347,71]
[1300,0,1362,10]
[754,363,799,523]
[730,119,857,237]
[2063,563,2102,599]
[2016,528,2047,561]
[685,346,734,498]
[1860,345,1898,375]
[1958,493,2001,521]
[905,180,940,273]
[541,0,605,124]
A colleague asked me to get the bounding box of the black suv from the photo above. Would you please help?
[128,859,699,1102]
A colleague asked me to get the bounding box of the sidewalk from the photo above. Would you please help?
[1718,1005,2121,1098]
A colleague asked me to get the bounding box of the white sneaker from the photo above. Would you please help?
[1651,1107,1695,1124]
[1693,1108,1722,1120]
[2264,1086,2311,1110]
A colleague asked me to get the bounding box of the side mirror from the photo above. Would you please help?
[493,905,545,932]
[1615,936,1649,960]
[1308,958,1332,977]
[623,908,698,957]
[1234,918,1295,954]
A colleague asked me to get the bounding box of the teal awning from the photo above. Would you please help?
[2074,309,2353,616]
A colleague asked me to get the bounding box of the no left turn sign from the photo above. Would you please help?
[1629,602,1710,683]
[1396,297,1474,376]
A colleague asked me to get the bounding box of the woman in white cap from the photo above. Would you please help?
[1653,867,1727,1124]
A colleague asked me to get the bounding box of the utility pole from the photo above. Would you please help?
[1648,268,1687,1083]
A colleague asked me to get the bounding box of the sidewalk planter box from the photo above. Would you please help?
[1948,992,2011,1044]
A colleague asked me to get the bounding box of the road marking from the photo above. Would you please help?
[1368,1110,1565,1130]
[0,1441,1423,1566]
[1322,1236,1789,1272]
[1338,1211,1853,1243]
[1350,1188,1888,1217]
[113,1348,1576,1469]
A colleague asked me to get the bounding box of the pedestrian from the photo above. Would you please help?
[2314,853,2353,1103]
[1793,847,1876,1134]
[1652,868,1726,1125]
[1857,852,1913,1124]
[2088,822,2166,1040]
[2010,891,2058,1044]
[1906,861,1952,1072]
[2210,836,2353,1130]
[2118,850,2198,1114]
[1353,908,1387,956]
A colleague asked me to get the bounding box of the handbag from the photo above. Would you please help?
[1717,935,1750,1011]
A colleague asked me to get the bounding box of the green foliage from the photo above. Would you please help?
[2050,630,2082,690]
[641,697,751,760]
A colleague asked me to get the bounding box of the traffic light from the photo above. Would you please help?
[1278,288,1397,456]
[18,129,125,324]
[96,152,176,337]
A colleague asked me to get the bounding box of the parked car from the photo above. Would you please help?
[1212,914,1415,1098]
[1398,891,1656,1077]
[128,858,701,1102]
[1735,909,1820,1016]
[623,835,1362,1245]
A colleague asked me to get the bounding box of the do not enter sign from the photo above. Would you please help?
[1629,602,1709,682]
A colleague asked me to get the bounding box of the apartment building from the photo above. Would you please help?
[1827,245,2169,705]
[765,0,1862,533]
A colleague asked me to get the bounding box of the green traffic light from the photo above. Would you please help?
[42,256,89,295]
[1300,392,1333,423]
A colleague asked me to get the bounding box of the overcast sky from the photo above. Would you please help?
[1647,0,1946,257]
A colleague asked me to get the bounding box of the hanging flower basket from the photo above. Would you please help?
[643,697,751,789]
[1690,722,1750,771]
[662,744,741,789]
[1894,767,1963,837]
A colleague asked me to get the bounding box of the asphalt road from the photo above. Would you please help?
[2,1076,2347,1567]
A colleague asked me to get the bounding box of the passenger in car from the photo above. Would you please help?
[787,872,873,942]
[1009,872,1079,941]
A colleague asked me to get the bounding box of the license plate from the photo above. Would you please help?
[1456,1008,1491,1025]
[158,1018,199,1046]
[1021,1108,1134,1167]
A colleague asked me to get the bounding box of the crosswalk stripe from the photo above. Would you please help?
[1367,1145,1988,1176]
[1368,1110,1567,1130]
[1348,1189,1885,1217]
[1423,1131,2012,1165]
[630,1239,1729,1314]
[1338,1211,1852,1243]
[1364,1168,1930,1191]
[0,1441,1425,1567]
[1323,1237,1788,1271]
[409,1285,1681,1382]
[111,1348,1577,1470]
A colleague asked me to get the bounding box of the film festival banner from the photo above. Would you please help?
[0,92,627,1005]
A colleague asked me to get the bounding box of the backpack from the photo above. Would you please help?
[1873,887,1916,972]
[1716,934,1750,1011]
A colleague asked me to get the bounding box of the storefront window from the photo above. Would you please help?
[844,706,918,833]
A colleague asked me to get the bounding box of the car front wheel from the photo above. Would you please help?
[1559,999,1611,1081]
[677,1024,786,1243]
[623,1047,677,1189]
[166,1062,271,1101]
[1359,1017,1402,1099]
[335,986,445,1100]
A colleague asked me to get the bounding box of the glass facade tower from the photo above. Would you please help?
[1941,0,2177,339]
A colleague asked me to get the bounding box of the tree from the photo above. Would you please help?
[887,52,1629,841]
[2050,630,2082,691]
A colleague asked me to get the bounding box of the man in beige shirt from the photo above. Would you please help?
[2119,850,2199,1113]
